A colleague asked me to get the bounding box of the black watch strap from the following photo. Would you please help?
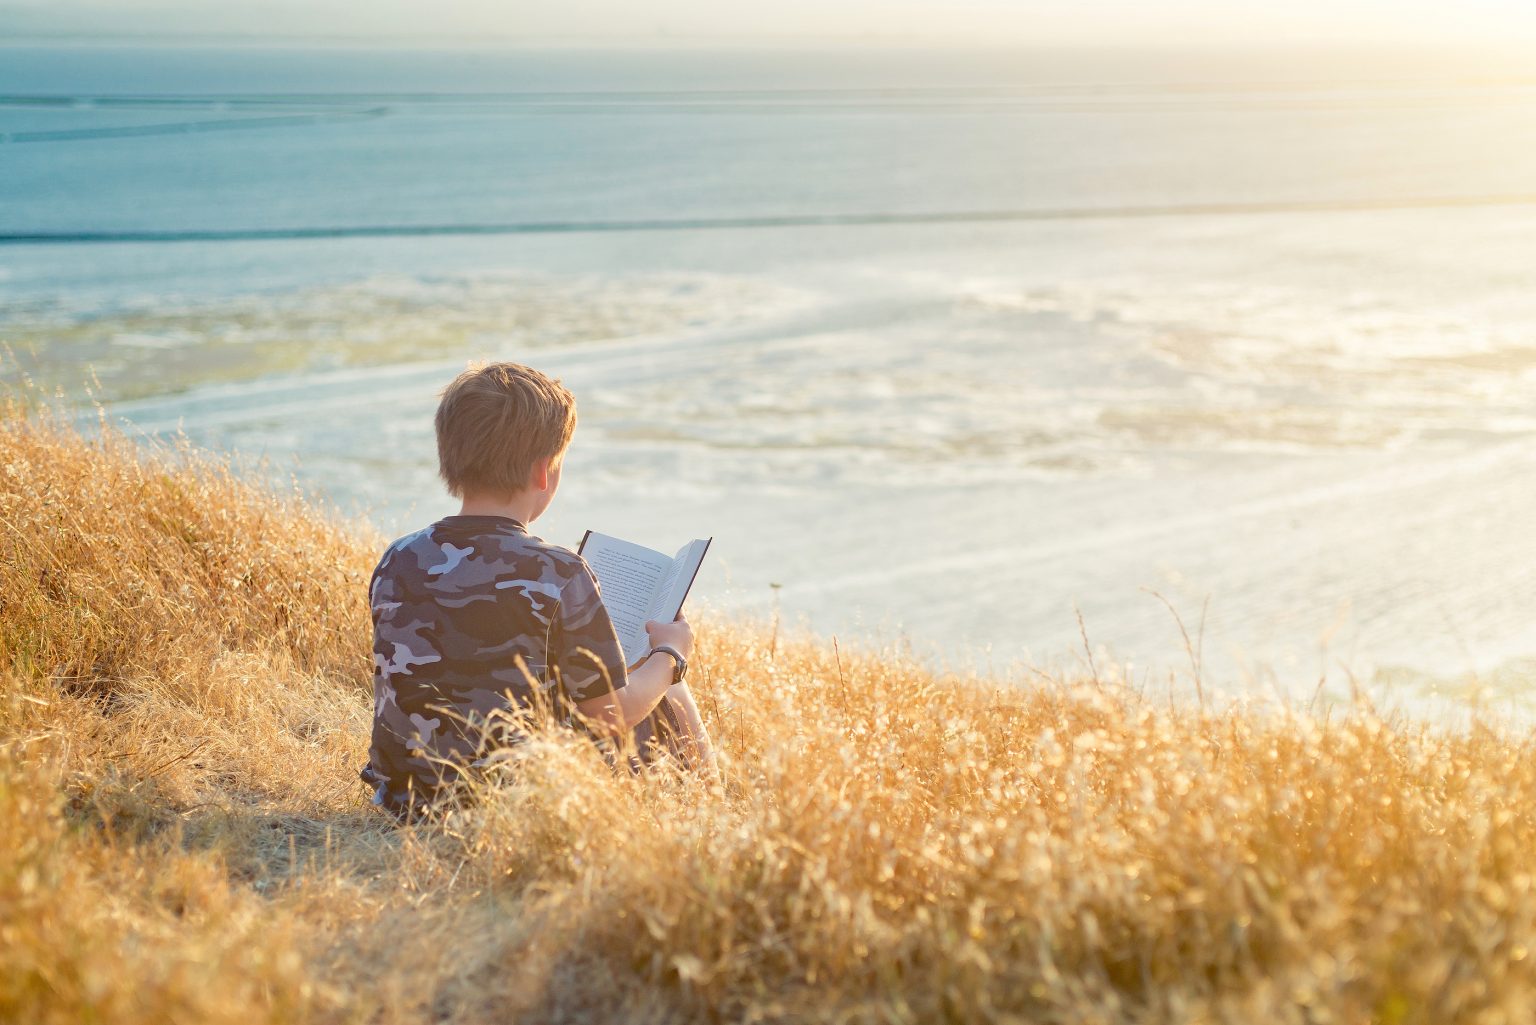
[649,644,687,684]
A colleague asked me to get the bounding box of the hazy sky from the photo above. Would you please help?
[4,0,1536,47]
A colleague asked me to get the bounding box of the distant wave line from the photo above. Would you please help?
[1,91,1529,121]
[6,194,1536,245]
[0,107,387,143]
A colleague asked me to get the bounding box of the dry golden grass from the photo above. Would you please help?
[4,397,1536,1025]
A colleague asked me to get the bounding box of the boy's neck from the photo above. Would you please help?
[457,490,540,525]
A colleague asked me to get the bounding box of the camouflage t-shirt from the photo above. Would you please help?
[359,514,628,816]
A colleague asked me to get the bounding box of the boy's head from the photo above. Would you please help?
[435,362,577,500]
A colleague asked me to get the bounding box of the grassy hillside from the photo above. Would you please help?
[3,399,1535,1024]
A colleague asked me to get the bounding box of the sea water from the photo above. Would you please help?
[4,43,1536,712]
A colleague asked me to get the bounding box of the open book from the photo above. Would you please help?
[578,531,711,667]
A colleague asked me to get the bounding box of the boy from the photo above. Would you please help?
[360,361,712,818]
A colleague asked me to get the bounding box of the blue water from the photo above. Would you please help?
[4,43,1536,709]
[7,46,1536,238]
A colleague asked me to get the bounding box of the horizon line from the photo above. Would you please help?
[5,32,1536,53]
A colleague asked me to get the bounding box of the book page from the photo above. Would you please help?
[580,532,671,665]
[646,538,712,624]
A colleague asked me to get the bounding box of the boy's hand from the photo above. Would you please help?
[645,614,694,661]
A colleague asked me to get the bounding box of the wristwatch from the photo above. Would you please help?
[648,644,688,685]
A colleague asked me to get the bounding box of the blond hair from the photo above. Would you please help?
[434,362,577,498]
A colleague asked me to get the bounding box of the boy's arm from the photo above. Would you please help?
[575,650,677,734]
[577,615,695,733]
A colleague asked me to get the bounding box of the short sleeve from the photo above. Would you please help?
[555,561,628,703]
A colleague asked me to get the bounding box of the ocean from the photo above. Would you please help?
[4,43,1535,712]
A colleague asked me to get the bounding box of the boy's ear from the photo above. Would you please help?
[530,455,551,492]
